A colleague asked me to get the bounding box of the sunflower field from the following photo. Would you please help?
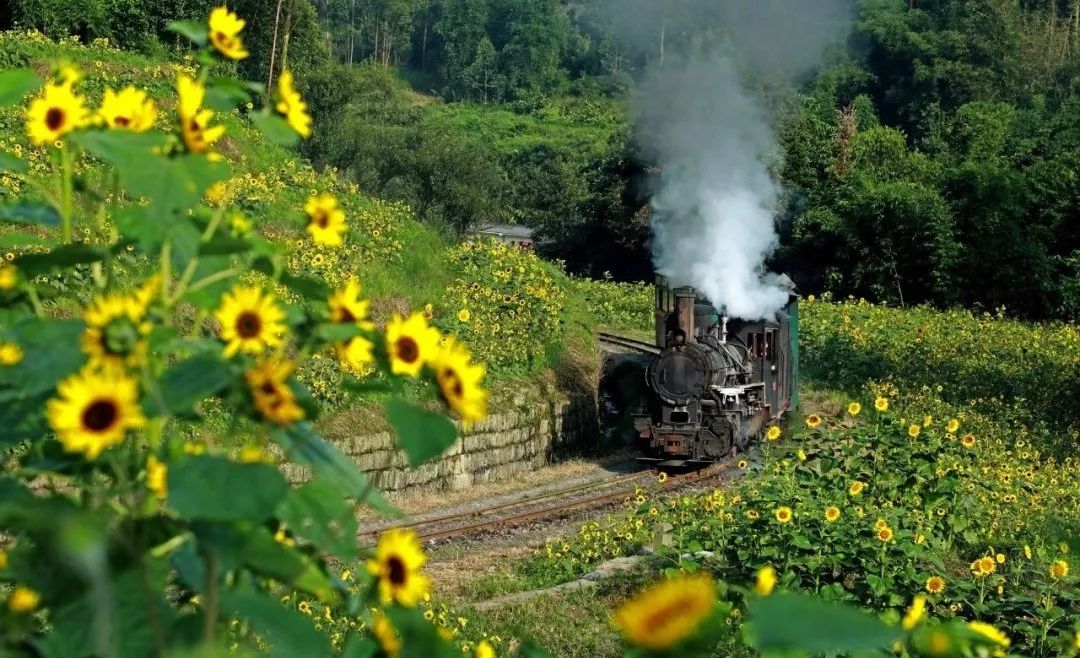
[0,8,520,658]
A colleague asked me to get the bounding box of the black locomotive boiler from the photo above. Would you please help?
[634,278,799,465]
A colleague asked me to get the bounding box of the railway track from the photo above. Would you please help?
[358,459,734,544]
[597,331,661,355]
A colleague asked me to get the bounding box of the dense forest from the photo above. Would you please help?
[3,0,1080,319]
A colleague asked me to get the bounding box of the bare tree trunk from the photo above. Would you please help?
[280,0,297,74]
[348,0,355,65]
[658,1,667,65]
[268,0,285,89]
[421,16,428,70]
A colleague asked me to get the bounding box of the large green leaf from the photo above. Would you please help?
[0,201,60,227]
[0,69,42,106]
[157,354,233,416]
[250,111,300,147]
[276,479,358,559]
[745,592,899,653]
[0,317,84,396]
[205,77,251,111]
[166,20,208,46]
[169,456,289,522]
[385,397,458,467]
[0,151,28,174]
[221,588,332,658]
[241,528,335,600]
[271,423,395,515]
[13,243,105,276]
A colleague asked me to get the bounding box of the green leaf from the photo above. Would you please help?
[277,479,358,559]
[0,69,42,106]
[206,76,251,111]
[271,423,396,515]
[250,111,300,147]
[0,201,60,227]
[0,151,28,173]
[252,256,329,299]
[0,317,84,395]
[314,323,367,343]
[13,243,104,276]
[0,230,54,250]
[167,20,208,47]
[241,527,335,600]
[221,588,332,658]
[169,456,288,522]
[385,398,458,467]
[746,592,900,653]
[341,637,379,658]
[72,130,168,162]
[199,234,252,256]
[158,354,233,416]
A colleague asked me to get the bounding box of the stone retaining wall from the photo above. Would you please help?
[281,392,598,494]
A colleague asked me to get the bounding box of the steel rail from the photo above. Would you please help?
[597,331,661,355]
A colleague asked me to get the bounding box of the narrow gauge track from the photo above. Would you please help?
[597,331,661,355]
[358,460,734,545]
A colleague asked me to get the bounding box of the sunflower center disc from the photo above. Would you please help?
[83,399,119,432]
[45,108,65,131]
[396,337,418,364]
[236,312,262,338]
[387,556,407,585]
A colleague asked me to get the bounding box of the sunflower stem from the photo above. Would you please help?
[159,240,172,307]
[59,143,74,243]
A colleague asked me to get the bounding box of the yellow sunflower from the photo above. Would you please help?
[774,506,793,524]
[925,575,945,594]
[245,358,305,426]
[765,425,781,441]
[901,594,926,630]
[433,336,488,426]
[304,193,347,246]
[275,70,311,138]
[385,312,440,377]
[371,612,400,658]
[366,528,430,607]
[458,308,471,322]
[328,278,375,372]
[961,434,976,448]
[7,586,39,614]
[214,286,287,357]
[0,264,17,290]
[824,506,841,523]
[874,396,889,412]
[908,424,921,438]
[946,418,960,434]
[755,565,777,596]
[874,518,888,531]
[177,74,225,154]
[47,366,146,459]
[208,6,249,60]
[876,527,894,542]
[971,556,996,576]
[847,401,861,415]
[98,87,157,131]
[474,641,495,658]
[1050,560,1069,579]
[849,481,866,496]
[968,621,1010,648]
[805,414,822,429]
[612,572,716,650]
[26,81,89,146]
[82,292,151,369]
[0,342,23,366]
[145,455,167,499]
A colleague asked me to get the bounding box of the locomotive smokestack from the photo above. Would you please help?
[674,287,696,344]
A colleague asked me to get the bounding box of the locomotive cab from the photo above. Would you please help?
[637,277,799,465]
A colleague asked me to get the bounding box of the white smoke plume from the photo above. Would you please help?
[635,1,852,320]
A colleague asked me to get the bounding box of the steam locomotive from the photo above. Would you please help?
[633,277,799,465]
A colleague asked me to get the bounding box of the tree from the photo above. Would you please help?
[465,36,500,102]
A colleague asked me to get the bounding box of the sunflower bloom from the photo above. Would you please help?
[874,396,889,412]
[612,572,716,650]
[765,425,781,441]
[847,401,861,415]
[876,527,894,542]
[98,87,157,131]
[971,556,996,576]
[908,424,921,438]
[7,586,39,614]
[946,418,960,434]
[366,528,430,607]
[177,74,225,154]
[208,6,249,59]
[26,81,89,145]
[458,308,471,322]
[901,594,926,630]
[214,286,287,357]
[434,335,487,426]
[849,481,865,496]
[0,264,17,290]
[304,193,347,246]
[754,565,777,596]
[385,312,440,377]
[245,358,305,426]
[328,278,375,372]
[961,434,976,448]
[774,506,793,524]
[145,455,167,499]
[275,70,311,138]
[805,414,821,429]
[82,292,151,369]
[371,612,400,658]
[925,576,945,594]
[474,641,495,658]
[968,621,1010,648]
[0,343,23,366]
[47,366,146,459]
[1050,560,1069,579]
[824,506,841,523]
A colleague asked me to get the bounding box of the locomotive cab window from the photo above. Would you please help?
[766,329,777,361]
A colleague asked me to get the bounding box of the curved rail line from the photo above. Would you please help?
[597,331,661,355]
[359,460,733,544]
